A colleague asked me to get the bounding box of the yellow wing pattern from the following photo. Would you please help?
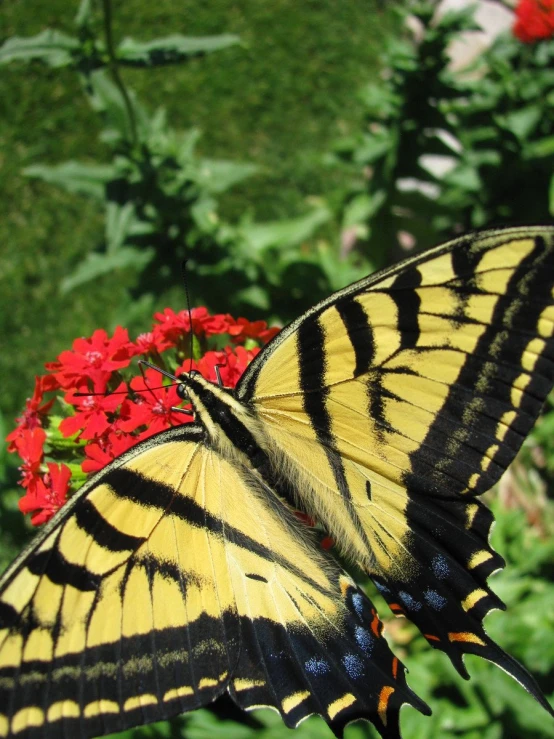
[1,225,554,739]
[238,227,554,702]
[0,426,426,739]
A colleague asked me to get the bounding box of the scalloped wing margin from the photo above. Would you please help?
[243,227,554,716]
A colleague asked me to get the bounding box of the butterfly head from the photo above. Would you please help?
[175,370,199,402]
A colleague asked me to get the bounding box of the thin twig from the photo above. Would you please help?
[101,0,137,145]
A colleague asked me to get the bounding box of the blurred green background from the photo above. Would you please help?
[1,0,553,737]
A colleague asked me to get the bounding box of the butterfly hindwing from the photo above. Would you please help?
[238,227,554,708]
[0,428,235,738]
[0,425,427,739]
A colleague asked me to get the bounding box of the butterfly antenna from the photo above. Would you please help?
[181,259,194,375]
[215,364,223,388]
[74,388,129,398]
[180,260,225,389]
[74,380,179,397]
[138,359,194,417]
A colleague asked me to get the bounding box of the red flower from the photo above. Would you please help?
[153,307,231,344]
[188,345,260,388]
[46,327,139,389]
[227,317,280,344]
[120,369,188,437]
[514,0,554,42]
[6,376,58,451]
[134,326,173,355]
[13,427,46,489]
[82,429,139,473]
[60,381,128,440]
[8,306,281,526]
[18,463,72,526]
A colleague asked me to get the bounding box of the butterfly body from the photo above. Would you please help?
[1,226,554,738]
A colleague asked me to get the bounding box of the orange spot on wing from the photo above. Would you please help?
[339,577,350,597]
[388,603,404,615]
[424,634,441,642]
[378,686,395,727]
[448,632,486,646]
[370,608,383,637]
[391,657,399,680]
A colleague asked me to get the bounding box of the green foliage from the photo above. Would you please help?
[2,1,554,737]
[0,0,352,325]
[0,0,389,421]
[0,9,240,70]
[331,1,554,264]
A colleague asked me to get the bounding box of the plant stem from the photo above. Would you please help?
[101,0,137,146]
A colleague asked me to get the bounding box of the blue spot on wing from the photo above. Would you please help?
[424,589,447,610]
[305,657,330,676]
[374,580,391,595]
[352,592,364,618]
[432,554,449,580]
[343,654,364,679]
[354,626,375,655]
[399,591,422,612]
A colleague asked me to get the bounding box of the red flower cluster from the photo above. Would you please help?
[513,0,554,42]
[7,308,279,526]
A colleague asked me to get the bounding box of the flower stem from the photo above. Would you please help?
[101,0,137,146]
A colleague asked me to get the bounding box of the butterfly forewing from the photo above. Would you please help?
[0,426,426,738]
[239,227,554,711]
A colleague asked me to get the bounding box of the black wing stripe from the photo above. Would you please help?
[105,468,333,597]
[297,316,351,504]
[27,549,101,592]
[389,265,422,351]
[407,235,554,495]
[297,315,374,551]
[450,234,482,277]
[335,295,376,376]
[0,602,19,630]
[0,618,232,732]
[75,499,146,553]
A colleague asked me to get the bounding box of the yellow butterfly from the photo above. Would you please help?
[1,226,553,738]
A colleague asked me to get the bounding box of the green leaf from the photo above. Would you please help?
[23,161,116,200]
[523,135,554,160]
[105,202,141,253]
[0,413,7,486]
[550,173,554,216]
[352,130,394,165]
[238,206,330,257]
[442,163,481,192]
[195,159,258,195]
[317,247,370,293]
[436,5,481,33]
[61,247,154,293]
[0,30,78,67]
[342,191,386,228]
[88,71,146,143]
[116,34,240,66]
[495,105,542,142]
[190,197,220,235]
[357,83,400,120]
[74,0,94,28]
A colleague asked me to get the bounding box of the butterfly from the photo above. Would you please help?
[1,225,554,739]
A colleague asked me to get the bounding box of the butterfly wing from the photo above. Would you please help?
[237,226,554,708]
[0,424,427,739]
